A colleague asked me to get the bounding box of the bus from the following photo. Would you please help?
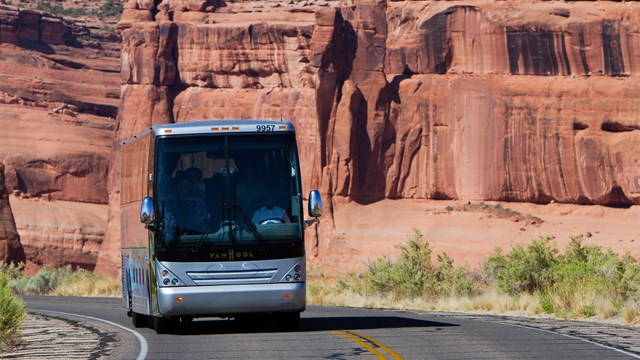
[120,120,322,334]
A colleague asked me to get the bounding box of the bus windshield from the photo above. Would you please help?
[154,133,303,262]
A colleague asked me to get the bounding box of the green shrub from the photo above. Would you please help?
[539,291,553,313]
[436,253,482,297]
[95,0,123,19]
[0,262,24,281]
[328,232,640,323]
[11,265,72,295]
[0,271,26,348]
[357,229,480,299]
[489,236,558,295]
[10,265,119,297]
[484,236,640,319]
[621,261,640,301]
[35,1,87,17]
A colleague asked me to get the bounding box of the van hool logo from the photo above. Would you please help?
[209,249,254,260]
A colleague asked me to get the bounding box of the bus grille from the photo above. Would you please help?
[186,269,278,285]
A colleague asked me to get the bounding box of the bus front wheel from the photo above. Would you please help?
[278,312,300,331]
[131,312,147,328]
[153,316,175,334]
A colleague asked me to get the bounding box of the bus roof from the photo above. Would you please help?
[150,120,295,137]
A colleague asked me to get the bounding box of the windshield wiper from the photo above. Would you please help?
[230,203,264,242]
[193,201,227,253]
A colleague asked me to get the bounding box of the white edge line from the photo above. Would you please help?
[30,309,148,360]
[478,318,640,359]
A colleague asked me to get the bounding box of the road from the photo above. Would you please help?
[24,296,639,359]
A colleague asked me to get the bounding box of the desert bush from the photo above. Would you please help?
[321,233,640,325]
[0,270,26,349]
[485,236,558,295]
[436,253,482,297]
[484,236,640,319]
[95,0,123,19]
[352,229,481,299]
[10,265,119,297]
[621,261,640,302]
[36,1,87,17]
[0,262,24,281]
[11,266,71,295]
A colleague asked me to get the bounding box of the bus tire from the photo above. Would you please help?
[131,312,147,328]
[278,312,300,331]
[154,316,173,334]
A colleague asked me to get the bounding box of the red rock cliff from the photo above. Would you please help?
[101,0,640,275]
[313,1,640,206]
[0,5,119,270]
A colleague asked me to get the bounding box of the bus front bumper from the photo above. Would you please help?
[156,282,305,317]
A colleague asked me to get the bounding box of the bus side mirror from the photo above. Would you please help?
[140,196,155,229]
[304,190,322,229]
[308,190,322,217]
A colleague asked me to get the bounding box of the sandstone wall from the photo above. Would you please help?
[104,0,640,275]
[313,1,640,207]
[0,5,118,269]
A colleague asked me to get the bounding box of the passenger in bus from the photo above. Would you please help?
[185,167,206,196]
[236,167,266,216]
[252,193,291,225]
[171,179,208,234]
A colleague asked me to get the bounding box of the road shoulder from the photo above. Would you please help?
[429,312,640,357]
[0,311,140,360]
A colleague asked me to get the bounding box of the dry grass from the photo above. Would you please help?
[307,276,639,326]
[10,266,120,297]
[308,277,536,314]
[622,302,640,325]
[548,279,598,319]
[52,273,120,297]
[595,298,618,320]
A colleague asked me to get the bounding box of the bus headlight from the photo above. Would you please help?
[279,261,305,283]
[156,262,186,287]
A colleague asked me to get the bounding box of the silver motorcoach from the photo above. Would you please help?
[120,120,321,333]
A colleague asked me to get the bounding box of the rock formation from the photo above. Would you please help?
[0,5,119,270]
[313,1,640,206]
[112,0,640,207]
[104,0,640,275]
[0,163,25,264]
[4,0,640,275]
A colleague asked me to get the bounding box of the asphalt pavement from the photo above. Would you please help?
[7,296,640,359]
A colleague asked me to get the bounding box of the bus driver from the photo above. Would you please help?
[252,193,291,225]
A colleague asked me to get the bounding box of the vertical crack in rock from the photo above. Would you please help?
[602,20,625,76]
[577,25,591,74]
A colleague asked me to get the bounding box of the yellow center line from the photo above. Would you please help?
[329,330,404,360]
[330,330,386,359]
[344,330,404,360]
